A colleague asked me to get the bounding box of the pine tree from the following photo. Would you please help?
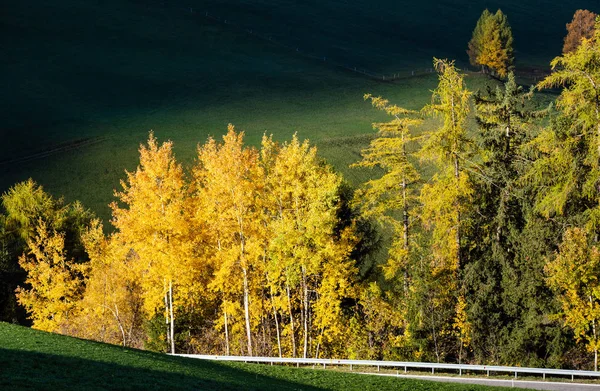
[465,72,547,363]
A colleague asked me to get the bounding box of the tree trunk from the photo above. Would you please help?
[242,267,253,356]
[591,295,598,371]
[286,282,297,357]
[164,290,170,351]
[268,283,282,358]
[169,280,175,354]
[224,310,230,356]
[454,154,461,269]
[302,266,309,359]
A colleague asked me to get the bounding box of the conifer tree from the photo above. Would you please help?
[468,9,514,78]
[465,72,546,363]
[563,10,597,54]
[419,58,473,361]
[533,18,600,225]
[353,94,422,284]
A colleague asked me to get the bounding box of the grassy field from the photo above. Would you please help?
[0,0,595,221]
[0,322,521,390]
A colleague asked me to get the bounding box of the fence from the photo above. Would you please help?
[172,354,600,382]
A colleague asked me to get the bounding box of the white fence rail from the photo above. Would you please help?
[172,354,600,381]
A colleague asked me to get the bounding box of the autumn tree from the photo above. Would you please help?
[532,18,600,226]
[545,228,600,371]
[192,125,262,357]
[418,58,473,362]
[74,220,145,348]
[1,180,94,325]
[563,10,597,54]
[111,133,194,354]
[265,134,357,358]
[353,94,422,285]
[16,220,86,332]
[467,9,514,78]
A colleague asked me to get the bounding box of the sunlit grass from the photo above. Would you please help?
[0,322,519,390]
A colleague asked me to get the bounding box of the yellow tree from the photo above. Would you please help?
[192,125,262,356]
[16,220,86,332]
[267,134,356,358]
[467,9,514,77]
[74,220,144,348]
[421,58,472,274]
[353,94,422,286]
[111,132,192,354]
[545,227,600,371]
[419,58,473,361]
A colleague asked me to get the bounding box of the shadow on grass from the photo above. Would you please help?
[0,348,326,391]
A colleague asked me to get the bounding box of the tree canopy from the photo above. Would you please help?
[467,9,514,78]
[563,10,597,54]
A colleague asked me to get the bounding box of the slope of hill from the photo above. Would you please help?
[0,0,593,219]
[0,322,517,390]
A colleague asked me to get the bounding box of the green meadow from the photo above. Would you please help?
[0,0,595,220]
[0,322,520,390]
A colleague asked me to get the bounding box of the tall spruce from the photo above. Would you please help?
[465,73,546,364]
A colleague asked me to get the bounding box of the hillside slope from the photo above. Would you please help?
[0,322,517,390]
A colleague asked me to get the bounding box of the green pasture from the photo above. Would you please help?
[0,322,520,390]
[0,0,592,220]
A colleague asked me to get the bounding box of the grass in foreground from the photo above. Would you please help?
[0,322,521,390]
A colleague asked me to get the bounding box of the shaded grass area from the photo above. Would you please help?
[0,0,568,222]
[0,322,518,390]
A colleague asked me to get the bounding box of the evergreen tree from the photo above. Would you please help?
[465,73,550,364]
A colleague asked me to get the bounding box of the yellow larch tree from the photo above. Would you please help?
[16,220,86,333]
[545,227,600,371]
[419,58,473,362]
[353,94,422,286]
